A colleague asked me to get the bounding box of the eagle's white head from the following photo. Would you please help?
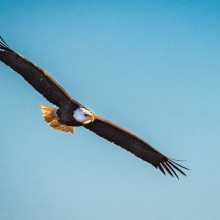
[73,108,94,124]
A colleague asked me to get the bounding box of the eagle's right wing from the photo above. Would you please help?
[85,116,188,178]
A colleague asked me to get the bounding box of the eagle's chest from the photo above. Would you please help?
[57,106,94,126]
[57,108,83,127]
[65,116,83,127]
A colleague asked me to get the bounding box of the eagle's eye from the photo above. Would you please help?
[84,113,89,117]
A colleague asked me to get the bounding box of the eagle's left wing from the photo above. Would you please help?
[0,37,82,109]
[84,116,188,178]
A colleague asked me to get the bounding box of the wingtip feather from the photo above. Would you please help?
[156,158,188,179]
[0,36,12,50]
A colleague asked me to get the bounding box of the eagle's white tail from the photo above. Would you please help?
[40,104,74,133]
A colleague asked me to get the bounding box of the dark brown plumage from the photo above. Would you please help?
[0,37,188,178]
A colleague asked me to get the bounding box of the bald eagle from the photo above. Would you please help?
[0,37,188,178]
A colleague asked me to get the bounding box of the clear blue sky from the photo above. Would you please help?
[0,0,220,219]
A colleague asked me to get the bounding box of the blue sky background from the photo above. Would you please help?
[0,0,220,219]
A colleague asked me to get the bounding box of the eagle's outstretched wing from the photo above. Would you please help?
[85,116,188,178]
[0,37,81,109]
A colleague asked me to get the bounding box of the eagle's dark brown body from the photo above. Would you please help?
[57,105,82,126]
